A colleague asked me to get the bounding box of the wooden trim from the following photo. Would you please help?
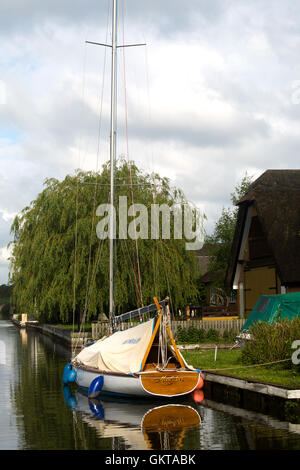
[140,314,162,371]
[74,364,137,378]
[202,316,239,321]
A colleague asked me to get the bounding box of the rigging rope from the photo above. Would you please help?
[72,2,110,354]
[151,182,175,321]
[157,310,169,370]
[119,238,142,307]
[72,230,106,355]
[82,11,110,327]
[121,4,144,307]
[73,41,88,334]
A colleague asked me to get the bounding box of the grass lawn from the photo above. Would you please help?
[182,349,300,389]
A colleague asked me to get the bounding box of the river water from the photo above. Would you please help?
[1,319,300,450]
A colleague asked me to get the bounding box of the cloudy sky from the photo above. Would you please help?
[0,0,300,283]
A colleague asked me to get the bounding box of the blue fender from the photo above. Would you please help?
[62,362,77,384]
[63,385,77,409]
[88,376,104,398]
[89,400,105,419]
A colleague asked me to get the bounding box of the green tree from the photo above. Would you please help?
[9,159,203,323]
[205,173,253,288]
[0,284,13,303]
[0,284,12,319]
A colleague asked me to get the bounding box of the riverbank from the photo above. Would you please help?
[13,320,92,349]
[10,319,300,405]
[183,349,300,399]
[11,317,37,328]
[13,317,236,351]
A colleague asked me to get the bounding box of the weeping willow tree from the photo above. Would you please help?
[9,159,204,323]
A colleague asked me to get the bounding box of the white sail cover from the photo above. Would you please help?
[75,318,155,374]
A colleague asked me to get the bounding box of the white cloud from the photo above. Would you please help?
[0,209,16,222]
[0,246,12,283]
[0,246,11,263]
[0,0,300,284]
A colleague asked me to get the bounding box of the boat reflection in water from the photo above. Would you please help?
[63,386,202,450]
[141,402,201,450]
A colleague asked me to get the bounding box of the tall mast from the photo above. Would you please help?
[85,0,145,327]
[109,0,117,324]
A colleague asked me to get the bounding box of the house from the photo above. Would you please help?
[196,244,238,316]
[226,170,300,318]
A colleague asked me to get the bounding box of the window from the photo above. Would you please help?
[229,290,236,304]
[256,297,271,313]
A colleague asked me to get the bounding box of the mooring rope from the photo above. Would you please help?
[203,357,291,372]
[136,357,293,380]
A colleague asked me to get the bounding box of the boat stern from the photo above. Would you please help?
[139,370,202,397]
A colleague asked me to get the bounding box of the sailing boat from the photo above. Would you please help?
[62,0,204,398]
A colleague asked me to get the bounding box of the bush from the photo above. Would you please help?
[206,328,219,342]
[176,326,206,343]
[176,325,187,343]
[223,329,237,342]
[176,325,238,343]
[185,327,196,343]
[197,328,206,342]
[241,318,300,369]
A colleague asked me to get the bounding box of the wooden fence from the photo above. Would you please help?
[170,319,244,336]
[91,318,245,340]
[92,321,110,340]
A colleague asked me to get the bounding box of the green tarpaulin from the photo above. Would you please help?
[242,292,300,331]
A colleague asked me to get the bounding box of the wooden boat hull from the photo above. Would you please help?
[74,366,201,398]
[140,370,201,397]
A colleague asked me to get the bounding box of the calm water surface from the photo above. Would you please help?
[1,319,300,450]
